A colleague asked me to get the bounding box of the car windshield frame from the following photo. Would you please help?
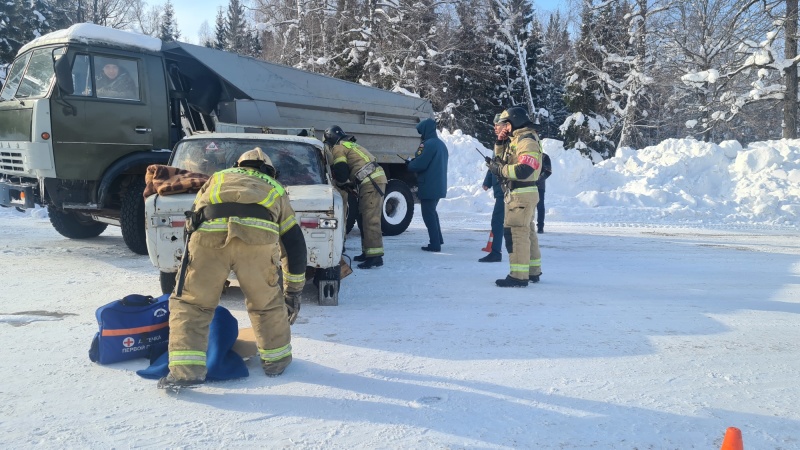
[170,138,327,186]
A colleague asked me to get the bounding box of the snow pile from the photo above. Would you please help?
[18,23,162,55]
[438,130,800,227]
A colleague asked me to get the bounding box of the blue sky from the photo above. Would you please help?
[173,0,568,44]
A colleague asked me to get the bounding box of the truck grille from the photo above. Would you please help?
[0,151,24,172]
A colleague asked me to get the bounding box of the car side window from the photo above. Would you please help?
[92,56,140,101]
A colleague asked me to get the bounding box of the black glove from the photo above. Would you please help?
[483,156,492,164]
[336,181,356,191]
[285,291,301,325]
[488,160,504,177]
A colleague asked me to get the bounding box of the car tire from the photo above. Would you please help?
[120,176,148,255]
[381,179,414,236]
[159,271,177,295]
[47,206,108,239]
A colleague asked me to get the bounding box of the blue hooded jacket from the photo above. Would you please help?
[408,118,448,200]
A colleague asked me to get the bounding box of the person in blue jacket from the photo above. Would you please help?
[407,118,449,252]
[480,170,504,262]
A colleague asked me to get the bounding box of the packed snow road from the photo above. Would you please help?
[1,208,799,449]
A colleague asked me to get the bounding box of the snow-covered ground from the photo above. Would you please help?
[1,134,799,449]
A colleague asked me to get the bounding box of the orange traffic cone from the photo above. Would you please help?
[482,232,494,252]
[720,427,743,450]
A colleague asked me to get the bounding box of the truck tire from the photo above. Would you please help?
[159,271,177,295]
[381,179,414,236]
[47,206,108,239]
[120,176,148,255]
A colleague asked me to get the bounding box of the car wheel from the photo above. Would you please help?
[47,206,108,239]
[381,179,414,236]
[159,271,177,295]
[120,176,148,255]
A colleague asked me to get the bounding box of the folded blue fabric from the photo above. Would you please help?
[137,304,249,381]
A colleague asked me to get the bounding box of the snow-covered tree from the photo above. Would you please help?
[159,0,180,42]
[561,0,618,157]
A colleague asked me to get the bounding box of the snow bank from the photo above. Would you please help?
[438,130,800,228]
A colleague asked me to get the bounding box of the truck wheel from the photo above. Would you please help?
[381,179,414,236]
[159,271,177,295]
[345,194,359,234]
[120,176,148,255]
[47,206,108,239]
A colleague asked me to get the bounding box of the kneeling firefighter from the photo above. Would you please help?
[159,148,307,389]
[324,125,387,269]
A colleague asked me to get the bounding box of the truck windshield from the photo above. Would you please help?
[172,139,326,186]
[0,47,63,101]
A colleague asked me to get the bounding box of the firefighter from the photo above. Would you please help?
[488,107,543,287]
[158,148,307,389]
[324,125,387,269]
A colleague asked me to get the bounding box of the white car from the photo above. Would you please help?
[145,133,345,305]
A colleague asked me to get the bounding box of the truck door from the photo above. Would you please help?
[50,52,156,182]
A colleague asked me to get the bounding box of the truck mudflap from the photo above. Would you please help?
[0,179,37,209]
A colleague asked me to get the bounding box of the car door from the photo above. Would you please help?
[50,51,155,182]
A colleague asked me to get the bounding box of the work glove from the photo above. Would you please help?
[483,155,492,165]
[285,291,301,325]
[488,160,504,177]
[336,181,356,191]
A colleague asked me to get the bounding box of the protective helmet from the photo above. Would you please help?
[236,147,277,177]
[497,106,533,130]
[323,125,351,146]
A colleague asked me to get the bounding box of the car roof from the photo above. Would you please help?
[179,133,324,148]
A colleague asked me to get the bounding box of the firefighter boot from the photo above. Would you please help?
[495,275,528,287]
[262,354,292,377]
[529,273,541,283]
[353,253,367,262]
[357,256,383,269]
[157,373,205,389]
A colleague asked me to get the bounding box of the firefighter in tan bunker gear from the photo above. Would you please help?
[324,125,387,269]
[488,107,543,287]
[158,148,307,389]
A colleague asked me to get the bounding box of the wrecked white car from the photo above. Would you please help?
[145,133,345,305]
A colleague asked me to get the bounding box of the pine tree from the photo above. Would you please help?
[159,0,181,43]
[439,0,499,144]
[214,7,226,50]
[561,0,616,158]
[538,12,571,139]
[226,0,248,54]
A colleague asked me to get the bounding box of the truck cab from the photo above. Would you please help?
[0,26,173,254]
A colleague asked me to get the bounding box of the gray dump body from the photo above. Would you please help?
[164,42,433,162]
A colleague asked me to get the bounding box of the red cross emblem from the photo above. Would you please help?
[123,337,135,347]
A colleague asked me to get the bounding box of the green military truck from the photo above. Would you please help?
[0,24,433,254]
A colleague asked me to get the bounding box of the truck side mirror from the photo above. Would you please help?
[53,50,74,95]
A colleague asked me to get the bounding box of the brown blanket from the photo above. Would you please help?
[144,164,210,198]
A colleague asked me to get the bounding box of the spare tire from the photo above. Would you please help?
[381,179,414,236]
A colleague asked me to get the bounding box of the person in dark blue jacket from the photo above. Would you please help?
[407,118,448,252]
[479,113,508,262]
[480,170,504,262]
